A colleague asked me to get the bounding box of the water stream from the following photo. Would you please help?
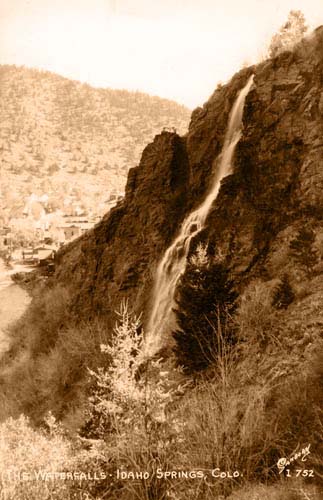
[0,259,31,354]
[145,75,254,355]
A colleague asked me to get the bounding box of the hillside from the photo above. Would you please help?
[51,27,323,330]
[0,28,322,500]
[0,65,190,231]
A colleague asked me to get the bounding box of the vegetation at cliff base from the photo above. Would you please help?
[1,233,322,499]
[0,290,321,499]
[173,245,237,373]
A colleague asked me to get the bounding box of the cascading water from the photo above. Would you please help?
[145,75,254,355]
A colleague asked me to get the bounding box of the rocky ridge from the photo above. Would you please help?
[53,27,323,345]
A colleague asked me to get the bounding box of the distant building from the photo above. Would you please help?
[58,224,82,242]
[20,245,56,265]
[58,216,97,243]
[33,246,56,265]
[0,227,11,250]
[22,248,36,264]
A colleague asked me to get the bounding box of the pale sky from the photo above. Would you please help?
[1,0,323,108]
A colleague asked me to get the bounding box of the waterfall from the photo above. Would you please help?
[145,75,254,355]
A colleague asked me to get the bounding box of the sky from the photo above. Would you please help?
[1,0,323,108]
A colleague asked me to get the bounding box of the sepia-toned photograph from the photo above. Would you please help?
[0,1,322,498]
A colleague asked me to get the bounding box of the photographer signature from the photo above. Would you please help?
[277,444,311,473]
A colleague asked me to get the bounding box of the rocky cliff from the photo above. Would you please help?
[54,26,323,343]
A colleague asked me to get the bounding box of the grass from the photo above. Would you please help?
[234,279,278,347]
[0,414,75,500]
[2,283,73,360]
[227,481,322,500]
[0,282,114,424]
[76,301,322,499]
[0,278,321,499]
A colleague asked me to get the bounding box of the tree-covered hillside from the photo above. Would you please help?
[0,65,190,224]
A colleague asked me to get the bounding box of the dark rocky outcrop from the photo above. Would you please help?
[55,132,190,324]
[53,27,323,338]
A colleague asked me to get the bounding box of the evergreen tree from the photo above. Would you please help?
[272,274,295,310]
[172,258,237,374]
[289,227,318,276]
[269,10,308,58]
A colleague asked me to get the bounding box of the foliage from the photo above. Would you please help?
[172,250,237,373]
[269,10,308,58]
[0,414,75,499]
[0,298,322,499]
[189,241,208,267]
[235,280,277,346]
[5,283,73,358]
[83,301,186,441]
[228,481,321,500]
[272,274,295,310]
[289,226,319,276]
[165,335,323,499]
[82,301,188,499]
[265,341,323,480]
[0,315,111,424]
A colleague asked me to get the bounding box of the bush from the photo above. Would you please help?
[172,374,271,497]
[0,414,74,499]
[5,284,73,359]
[0,412,118,499]
[228,481,321,500]
[0,320,112,424]
[272,274,295,310]
[0,296,320,500]
[265,341,323,481]
[81,301,187,499]
[168,340,323,498]
[268,10,308,58]
[83,301,184,439]
[235,280,277,346]
[289,226,319,277]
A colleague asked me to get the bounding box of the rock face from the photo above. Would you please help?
[54,27,323,336]
[55,133,190,323]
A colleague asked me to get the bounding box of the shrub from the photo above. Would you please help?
[0,297,320,500]
[235,280,277,346]
[289,227,319,277]
[268,10,308,58]
[169,338,323,499]
[265,341,323,481]
[272,274,295,310]
[228,481,321,500]
[5,284,73,359]
[81,301,187,500]
[0,414,74,499]
[0,320,112,424]
[0,412,118,499]
[83,301,184,440]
